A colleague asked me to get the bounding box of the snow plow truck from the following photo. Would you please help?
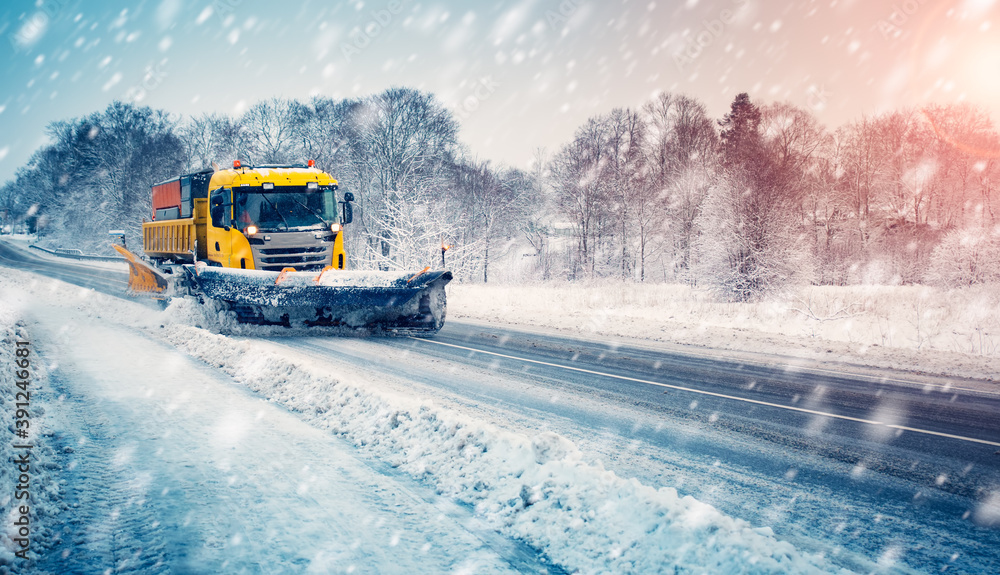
[113,161,451,335]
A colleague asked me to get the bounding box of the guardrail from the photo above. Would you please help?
[29,244,126,263]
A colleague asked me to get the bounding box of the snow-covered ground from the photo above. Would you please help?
[0,292,59,569]
[0,268,851,573]
[448,283,1000,383]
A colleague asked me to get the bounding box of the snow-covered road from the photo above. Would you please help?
[21,295,545,574]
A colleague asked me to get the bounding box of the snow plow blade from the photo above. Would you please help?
[189,267,452,334]
[113,244,170,298]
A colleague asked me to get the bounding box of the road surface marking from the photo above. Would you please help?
[411,337,1000,448]
[657,347,1000,397]
[452,320,1000,397]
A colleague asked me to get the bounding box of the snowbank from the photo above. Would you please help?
[0,288,59,573]
[156,318,843,573]
[448,282,1000,382]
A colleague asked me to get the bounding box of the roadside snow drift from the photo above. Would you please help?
[158,302,843,574]
[0,288,59,571]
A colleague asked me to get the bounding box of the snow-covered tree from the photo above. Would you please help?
[927,225,1000,286]
[8,102,184,252]
[695,93,812,300]
[642,93,719,281]
[552,117,612,279]
[342,88,459,270]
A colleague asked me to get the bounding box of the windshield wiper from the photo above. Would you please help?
[260,193,290,231]
[288,195,329,227]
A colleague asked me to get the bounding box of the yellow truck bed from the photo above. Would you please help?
[143,218,196,260]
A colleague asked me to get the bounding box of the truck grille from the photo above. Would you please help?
[254,246,331,271]
[259,247,325,255]
[248,231,334,272]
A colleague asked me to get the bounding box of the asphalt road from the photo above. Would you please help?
[4,238,1000,573]
[0,240,131,296]
[277,326,1000,573]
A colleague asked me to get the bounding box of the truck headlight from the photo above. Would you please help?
[245,225,258,235]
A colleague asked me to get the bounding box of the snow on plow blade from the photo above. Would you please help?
[190,267,453,334]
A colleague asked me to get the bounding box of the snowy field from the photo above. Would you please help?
[448,283,1000,383]
[0,268,857,573]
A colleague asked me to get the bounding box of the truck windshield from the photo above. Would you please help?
[234,185,338,231]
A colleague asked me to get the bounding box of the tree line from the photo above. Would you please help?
[548,93,1000,297]
[1,88,998,297]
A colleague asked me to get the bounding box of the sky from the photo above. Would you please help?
[0,0,998,183]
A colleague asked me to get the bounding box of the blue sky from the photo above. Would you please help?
[1,0,998,182]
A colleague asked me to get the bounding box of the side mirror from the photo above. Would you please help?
[211,193,224,207]
[343,192,355,202]
[341,201,353,225]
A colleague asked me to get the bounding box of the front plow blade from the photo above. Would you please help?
[189,267,452,334]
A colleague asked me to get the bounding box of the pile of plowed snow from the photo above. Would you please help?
[0,287,60,570]
[156,324,844,573]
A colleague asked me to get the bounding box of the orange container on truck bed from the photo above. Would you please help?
[151,179,182,220]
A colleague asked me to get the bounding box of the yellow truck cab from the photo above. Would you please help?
[143,162,354,272]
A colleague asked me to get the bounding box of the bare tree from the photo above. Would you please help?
[922,104,1000,227]
[835,116,891,247]
[292,97,353,172]
[761,103,830,211]
[552,118,610,279]
[241,98,300,164]
[343,88,459,270]
[603,108,647,281]
[180,112,244,169]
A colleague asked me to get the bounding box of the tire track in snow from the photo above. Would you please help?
[35,358,169,574]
